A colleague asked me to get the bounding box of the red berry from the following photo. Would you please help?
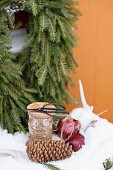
[68,133,85,152]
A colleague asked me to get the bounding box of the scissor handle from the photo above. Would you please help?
[27,103,69,117]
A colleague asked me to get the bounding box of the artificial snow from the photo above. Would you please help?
[0,113,113,170]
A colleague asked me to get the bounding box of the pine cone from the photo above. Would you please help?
[26,139,73,163]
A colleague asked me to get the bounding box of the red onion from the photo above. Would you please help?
[56,117,81,140]
[68,133,85,152]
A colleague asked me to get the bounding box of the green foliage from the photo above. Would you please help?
[18,0,80,103]
[0,0,80,133]
[43,163,61,170]
[0,0,12,10]
[0,11,35,133]
[103,159,113,170]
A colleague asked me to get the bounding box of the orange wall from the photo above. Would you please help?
[67,0,113,123]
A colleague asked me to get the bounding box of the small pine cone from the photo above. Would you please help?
[26,139,73,163]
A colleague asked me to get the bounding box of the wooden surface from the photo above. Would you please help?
[67,0,113,123]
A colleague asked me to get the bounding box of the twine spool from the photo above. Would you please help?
[27,102,55,140]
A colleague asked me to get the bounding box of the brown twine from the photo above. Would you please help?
[28,115,53,140]
[61,115,75,142]
[27,103,70,140]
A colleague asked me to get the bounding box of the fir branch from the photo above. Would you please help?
[48,18,56,41]
[46,39,50,64]
[103,159,113,170]
[0,10,35,133]
[60,59,67,75]
[23,0,80,103]
[42,13,45,31]
[36,65,48,86]
[43,163,61,170]
[31,1,38,16]
[41,33,46,55]
[0,96,3,126]
[58,19,66,38]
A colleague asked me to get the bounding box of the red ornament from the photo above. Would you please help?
[57,117,81,140]
[67,133,85,152]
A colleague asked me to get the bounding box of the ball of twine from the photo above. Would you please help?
[27,102,55,140]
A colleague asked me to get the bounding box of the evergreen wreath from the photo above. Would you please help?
[0,0,80,133]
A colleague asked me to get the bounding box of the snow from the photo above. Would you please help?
[10,28,27,53]
[0,113,113,170]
